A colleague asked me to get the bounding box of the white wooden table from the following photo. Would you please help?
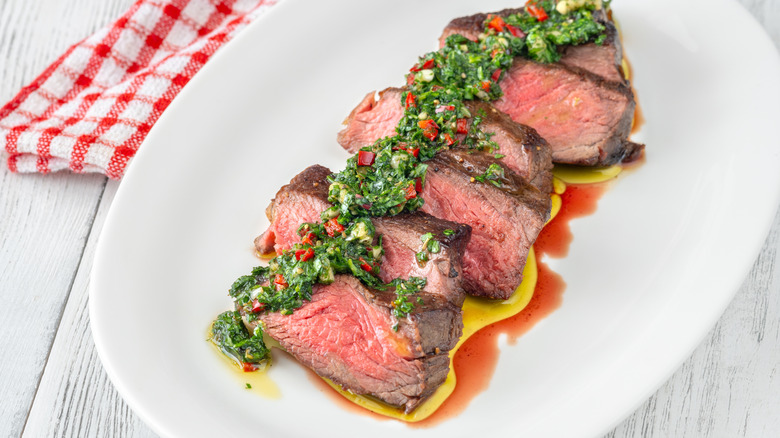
[1,1,778,436]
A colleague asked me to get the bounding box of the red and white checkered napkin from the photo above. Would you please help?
[0,0,279,179]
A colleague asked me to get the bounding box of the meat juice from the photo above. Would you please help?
[306,176,610,425]
[414,182,606,427]
[220,175,611,424]
[534,183,607,258]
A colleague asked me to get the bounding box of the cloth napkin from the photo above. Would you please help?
[0,0,279,179]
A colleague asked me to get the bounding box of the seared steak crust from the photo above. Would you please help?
[494,58,642,166]
[438,8,525,46]
[420,149,550,299]
[255,165,471,305]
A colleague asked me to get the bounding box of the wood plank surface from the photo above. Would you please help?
[0,1,132,437]
[20,181,157,438]
[0,1,778,437]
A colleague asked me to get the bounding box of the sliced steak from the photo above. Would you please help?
[495,59,641,165]
[558,14,626,84]
[439,8,624,83]
[337,87,554,194]
[439,8,643,166]
[420,149,551,299]
[471,100,553,194]
[254,165,332,256]
[373,214,471,306]
[438,8,524,45]
[337,89,400,151]
[245,275,461,413]
[254,165,471,305]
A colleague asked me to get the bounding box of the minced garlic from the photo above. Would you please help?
[556,0,602,15]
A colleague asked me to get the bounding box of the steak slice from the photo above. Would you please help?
[439,8,625,83]
[438,7,524,46]
[246,275,461,413]
[337,87,554,194]
[337,89,399,152]
[439,8,643,166]
[420,149,551,299]
[557,14,626,84]
[494,59,641,166]
[254,165,471,305]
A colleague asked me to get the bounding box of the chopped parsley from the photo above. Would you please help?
[391,277,428,330]
[472,162,506,187]
[415,233,442,267]
[210,311,270,368]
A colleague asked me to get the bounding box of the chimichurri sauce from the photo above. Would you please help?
[211,0,609,367]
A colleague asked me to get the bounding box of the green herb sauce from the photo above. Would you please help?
[506,0,608,63]
[211,1,609,367]
[210,310,269,368]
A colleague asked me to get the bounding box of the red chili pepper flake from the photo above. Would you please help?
[394,144,419,157]
[295,247,314,262]
[405,92,416,109]
[491,68,502,82]
[301,232,316,246]
[409,58,435,72]
[480,81,492,92]
[415,178,423,193]
[324,217,344,237]
[404,182,417,200]
[251,299,266,313]
[486,15,506,33]
[358,257,373,272]
[418,119,439,141]
[456,118,469,134]
[506,23,524,38]
[443,133,456,146]
[490,48,503,58]
[526,2,548,22]
[435,105,455,113]
[357,150,376,166]
[273,274,288,289]
[242,362,259,372]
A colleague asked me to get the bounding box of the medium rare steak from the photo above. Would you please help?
[420,149,550,299]
[337,87,554,194]
[438,8,525,47]
[439,8,643,166]
[438,8,624,83]
[254,165,471,305]
[246,275,461,413]
[494,59,641,166]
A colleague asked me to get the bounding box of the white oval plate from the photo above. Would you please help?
[90,0,780,437]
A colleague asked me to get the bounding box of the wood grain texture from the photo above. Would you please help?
[0,1,133,437]
[0,170,106,438]
[21,181,157,438]
[1,0,778,437]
